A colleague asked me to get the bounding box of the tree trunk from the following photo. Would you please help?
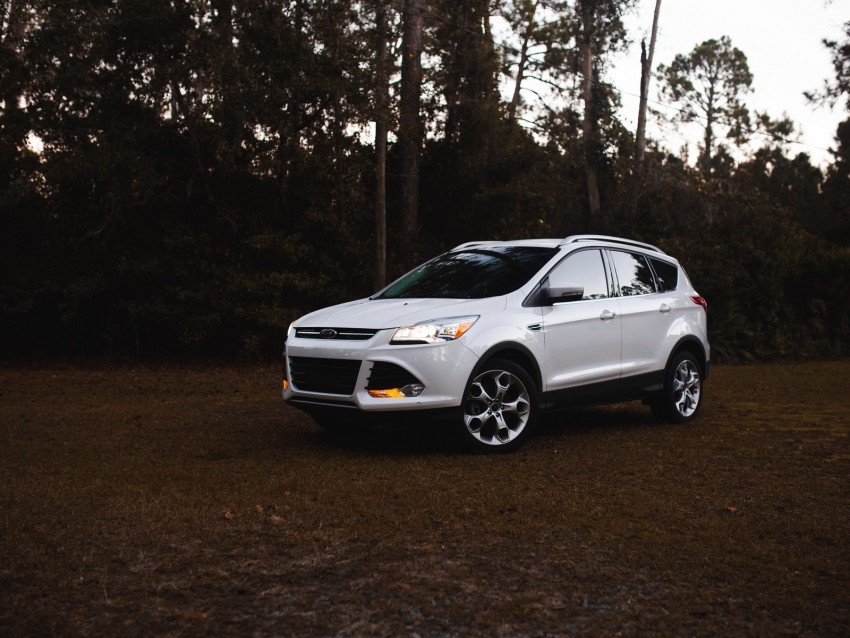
[373,0,389,289]
[635,0,661,170]
[701,99,715,174]
[399,0,423,263]
[507,1,540,123]
[212,0,238,162]
[630,0,662,218]
[580,5,602,226]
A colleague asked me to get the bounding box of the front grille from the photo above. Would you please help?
[294,327,379,341]
[367,362,422,390]
[288,357,362,395]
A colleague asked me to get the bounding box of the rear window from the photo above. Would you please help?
[650,257,679,292]
[377,247,558,299]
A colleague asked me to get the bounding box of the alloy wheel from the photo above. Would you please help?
[463,368,532,446]
[672,358,701,418]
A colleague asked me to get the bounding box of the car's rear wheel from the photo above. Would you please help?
[461,359,538,453]
[652,351,703,423]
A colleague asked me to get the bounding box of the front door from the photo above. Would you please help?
[540,249,622,402]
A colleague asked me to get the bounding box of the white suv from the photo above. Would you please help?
[282,235,709,452]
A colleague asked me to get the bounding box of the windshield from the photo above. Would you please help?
[376,246,558,299]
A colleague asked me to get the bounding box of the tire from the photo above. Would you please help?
[461,358,538,453]
[652,351,704,423]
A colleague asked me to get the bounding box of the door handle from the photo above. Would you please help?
[600,310,616,321]
[659,303,672,314]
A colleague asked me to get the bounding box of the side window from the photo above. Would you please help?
[650,257,679,292]
[548,249,609,300]
[610,251,656,297]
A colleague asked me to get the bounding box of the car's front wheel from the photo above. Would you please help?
[461,359,538,453]
[652,351,703,423]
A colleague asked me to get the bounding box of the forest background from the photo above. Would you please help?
[1,0,848,362]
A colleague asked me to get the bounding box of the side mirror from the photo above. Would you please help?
[546,284,584,304]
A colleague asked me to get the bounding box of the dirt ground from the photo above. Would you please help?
[0,361,848,637]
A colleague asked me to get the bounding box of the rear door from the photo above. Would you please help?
[608,250,679,384]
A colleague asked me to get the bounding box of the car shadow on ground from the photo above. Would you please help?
[286,401,668,456]
[537,401,663,436]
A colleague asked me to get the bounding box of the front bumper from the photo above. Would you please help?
[282,328,479,412]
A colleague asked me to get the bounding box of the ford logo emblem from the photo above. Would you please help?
[320,328,338,339]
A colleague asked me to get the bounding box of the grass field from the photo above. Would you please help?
[1,361,848,636]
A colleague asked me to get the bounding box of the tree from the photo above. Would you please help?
[399,0,424,264]
[574,0,633,226]
[658,36,752,174]
[819,119,850,244]
[628,0,660,218]
[500,0,572,124]
[432,0,501,169]
[806,21,850,245]
[3,0,842,360]
[806,21,850,111]
[372,0,391,289]
[504,0,542,122]
[578,0,601,221]
[634,0,660,170]
[0,0,31,155]
[0,0,379,355]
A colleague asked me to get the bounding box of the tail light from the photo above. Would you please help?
[691,296,708,313]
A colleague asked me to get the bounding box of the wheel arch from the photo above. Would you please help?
[472,342,543,392]
[667,336,709,379]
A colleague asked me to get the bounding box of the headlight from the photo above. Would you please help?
[391,316,478,345]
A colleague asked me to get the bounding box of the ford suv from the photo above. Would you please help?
[282,235,709,452]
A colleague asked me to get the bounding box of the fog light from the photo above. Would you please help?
[368,383,425,399]
[401,383,425,397]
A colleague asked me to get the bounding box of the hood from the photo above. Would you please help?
[295,296,508,330]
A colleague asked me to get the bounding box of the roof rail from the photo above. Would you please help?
[560,235,665,254]
[451,241,488,251]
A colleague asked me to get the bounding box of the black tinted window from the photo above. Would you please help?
[650,258,678,292]
[610,251,656,296]
[377,247,558,299]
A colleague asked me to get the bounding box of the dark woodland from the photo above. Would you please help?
[1,0,849,361]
